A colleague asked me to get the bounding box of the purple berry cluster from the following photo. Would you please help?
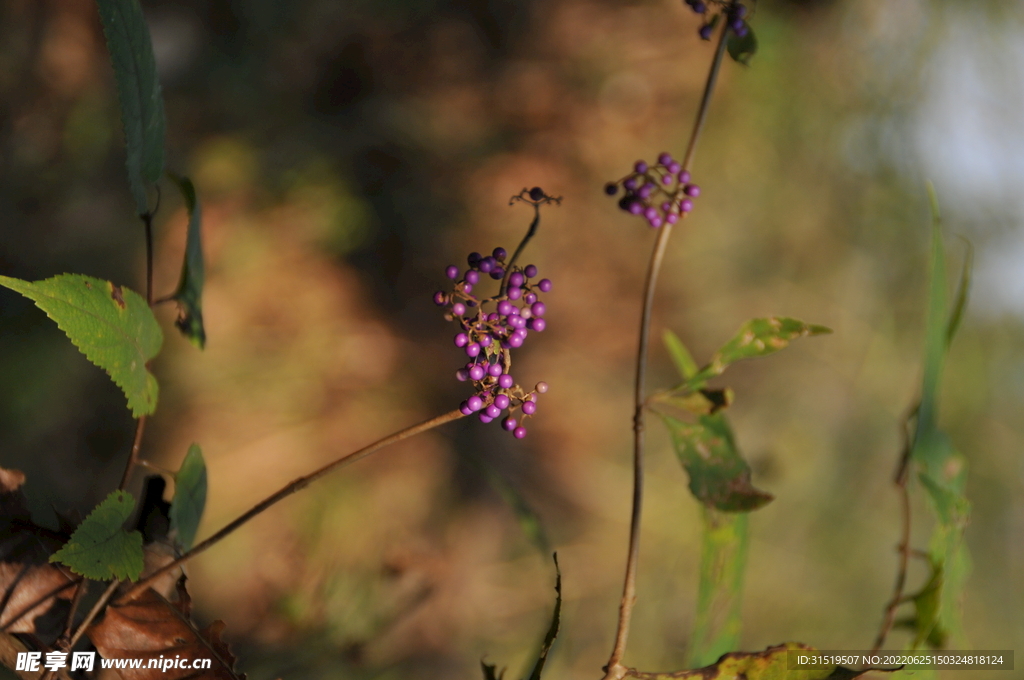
[604,152,701,228]
[686,1,750,40]
[433,246,552,439]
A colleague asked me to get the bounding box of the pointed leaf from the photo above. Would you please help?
[96,0,166,214]
[662,413,773,512]
[525,554,561,680]
[169,175,206,348]
[50,491,144,582]
[664,330,699,380]
[170,444,207,551]
[726,24,758,65]
[0,274,162,416]
[945,238,972,346]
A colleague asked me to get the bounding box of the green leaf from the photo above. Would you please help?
[525,554,561,680]
[169,444,207,551]
[664,329,699,380]
[627,642,883,679]
[726,24,758,65]
[662,413,773,512]
[688,507,748,668]
[96,0,166,214]
[169,175,206,349]
[654,388,733,416]
[945,238,973,346]
[49,490,144,581]
[0,274,162,416]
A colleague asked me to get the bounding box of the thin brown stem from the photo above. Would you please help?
[59,580,87,643]
[68,580,120,649]
[603,19,731,680]
[118,415,147,491]
[119,409,465,604]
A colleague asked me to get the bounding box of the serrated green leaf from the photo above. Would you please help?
[97,0,166,214]
[0,274,162,416]
[688,507,748,668]
[169,175,206,349]
[169,444,207,551]
[726,24,758,65]
[525,554,561,680]
[662,413,773,512]
[49,490,144,581]
[664,329,699,380]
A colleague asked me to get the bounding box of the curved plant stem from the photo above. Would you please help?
[68,579,120,649]
[119,409,465,603]
[603,21,731,680]
[118,415,147,490]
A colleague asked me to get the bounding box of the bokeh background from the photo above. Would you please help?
[0,0,1021,678]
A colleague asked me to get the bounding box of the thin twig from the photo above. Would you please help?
[118,415,147,491]
[603,19,731,680]
[59,580,88,643]
[501,189,561,296]
[68,580,120,649]
[118,409,465,604]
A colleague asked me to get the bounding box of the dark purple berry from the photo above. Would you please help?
[466,342,481,357]
[692,1,706,12]
[699,23,713,40]
[524,265,538,278]
[490,267,505,280]
[455,333,469,348]
[730,18,743,31]
[634,161,648,173]
[684,184,701,197]
[468,252,482,266]
[735,24,748,37]
[680,199,694,212]
[452,302,466,316]
[502,416,517,431]
[465,270,480,285]
[605,182,619,196]
[494,394,511,409]
[508,286,522,300]
[467,395,484,412]
[735,4,748,18]
[513,426,527,439]
[469,365,486,381]
[529,187,545,201]
[479,257,495,273]
[460,401,473,416]
[456,368,469,381]
[498,374,514,389]
[492,247,507,260]
[531,301,546,317]
[522,400,537,415]
[658,152,673,166]
[486,404,501,418]
[509,272,525,287]
[528,318,546,332]
[433,291,447,306]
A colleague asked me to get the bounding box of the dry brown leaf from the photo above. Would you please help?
[88,580,245,680]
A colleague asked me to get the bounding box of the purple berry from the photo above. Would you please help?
[468,252,482,266]
[455,333,469,348]
[508,286,522,300]
[678,170,691,183]
[498,300,513,315]
[486,404,501,418]
[528,317,546,332]
[668,161,681,174]
[605,182,619,196]
[509,272,524,287]
[463,283,473,294]
[538,279,552,293]
[456,368,469,381]
[730,18,743,31]
[623,178,638,191]
[452,302,466,316]
[680,199,694,212]
[493,247,507,260]
[467,395,484,412]
[522,400,537,415]
[460,401,473,416]
[531,301,546,317]
[508,334,524,348]
[494,394,511,409]
[510,315,526,329]
[529,187,545,201]
[524,264,538,278]
[535,381,549,394]
[499,374,514,389]
[524,292,537,304]
[469,365,486,381]
[638,183,655,199]
[658,152,673,166]
[466,342,481,357]
[628,201,644,216]
[699,23,713,40]
[666,213,679,224]
[634,160,648,173]
[684,184,701,197]
[488,363,503,377]
[513,426,527,439]
[465,270,480,285]
[488,312,500,322]
[479,335,493,347]
[446,265,459,280]
[735,24,748,37]
[490,267,504,280]
[433,291,447,306]
[662,175,673,185]
[692,1,706,12]
[479,413,494,423]
[649,216,663,228]
[479,257,495,273]
[502,416,517,431]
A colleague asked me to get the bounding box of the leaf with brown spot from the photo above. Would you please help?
[87,580,245,680]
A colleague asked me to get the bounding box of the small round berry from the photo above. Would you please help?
[478,257,494,273]
[446,265,459,280]
[494,394,511,409]
[524,264,538,278]
[658,152,673,166]
[498,300,513,315]
[649,216,663,228]
[634,160,648,173]
[467,395,484,412]
[535,381,549,394]
[508,333,524,348]
[699,23,713,40]
[662,174,674,185]
[684,184,701,197]
[465,270,480,285]
[508,286,523,300]
[502,416,517,431]
[661,201,673,212]
[509,315,526,329]
[605,182,619,196]
[498,374,514,389]
[522,400,537,415]
[735,24,748,37]
[490,267,505,280]
[531,301,546,317]
[509,272,525,287]
[538,279,552,293]
[692,1,706,12]
[479,413,494,423]
[456,368,470,382]
[644,206,658,221]
[463,283,473,294]
[486,404,501,418]
[492,247,507,261]
[638,183,655,199]
[455,333,469,348]
[469,365,486,381]
[468,252,482,266]
[529,187,545,201]
[666,213,679,224]
[730,18,744,31]
[668,161,682,174]
[628,201,644,216]
[488,362,503,377]
[680,199,694,212]
[513,426,527,439]
[466,342,481,357]
[460,401,473,416]
[433,291,447,306]
[678,170,691,183]
[623,178,638,191]
[524,292,537,304]
[528,317,546,332]
[452,302,466,316]
[479,334,493,347]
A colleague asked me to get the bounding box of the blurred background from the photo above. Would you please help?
[0,0,1021,677]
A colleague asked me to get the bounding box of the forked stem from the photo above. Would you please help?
[603,19,731,679]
